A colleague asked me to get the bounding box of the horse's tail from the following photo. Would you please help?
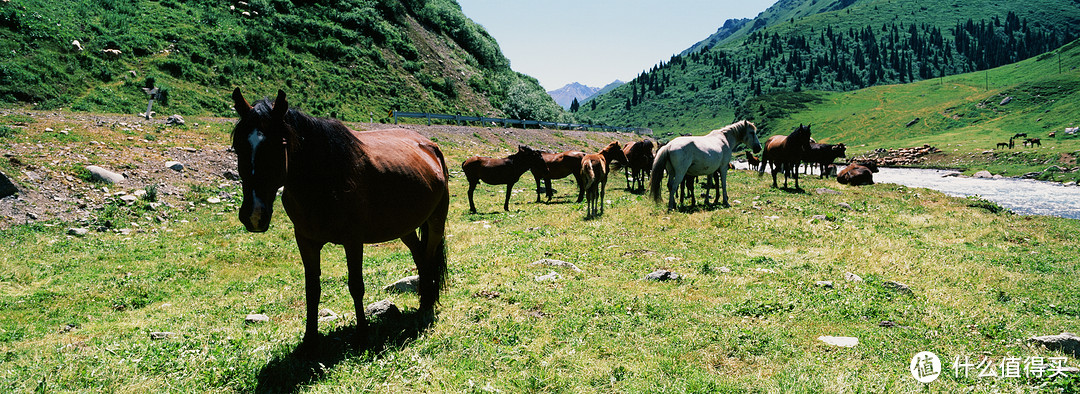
[649,146,669,203]
[420,145,450,310]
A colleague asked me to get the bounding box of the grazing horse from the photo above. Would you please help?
[1013,133,1028,140]
[996,142,1010,149]
[532,150,586,203]
[581,141,628,217]
[622,139,656,192]
[759,124,813,189]
[462,146,546,213]
[650,120,761,210]
[1024,137,1042,147]
[230,89,449,351]
[745,151,761,168]
[803,142,847,178]
[837,161,880,186]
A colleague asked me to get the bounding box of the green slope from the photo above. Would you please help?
[0,0,562,121]
[741,38,1080,181]
[578,0,1080,138]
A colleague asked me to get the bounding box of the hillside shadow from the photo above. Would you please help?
[254,310,434,393]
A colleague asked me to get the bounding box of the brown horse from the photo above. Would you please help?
[532,150,586,203]
[462,146,545,213]
[622,139,655,192]
[837,161,880,186]
[231,89,449,351]
[759,124,813,189]
[581,141,628,217]
[803,142,846,178]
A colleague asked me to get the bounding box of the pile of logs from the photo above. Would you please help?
[858,144,941,166]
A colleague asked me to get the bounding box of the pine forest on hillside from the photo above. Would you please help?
[579,1,1080,136]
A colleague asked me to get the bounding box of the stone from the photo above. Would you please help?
[86,165,125,184]
[883,280,913,294]
[119,194,138,205]
[817,335,858,347]
[1000,96,1012,105]
[245,314,270,324]
[645,269,679,281]
[972,170,994,179]
[0,170,17,198]
[535,271,561,282]
[165,115,185,126]
[531,258,582,272]
[810,214,829,222]
[149,331,176,340]
[383,275,419,293]
[1029,332,1080,358]
[845,272,863,282]
[365,299,401,321]
[67,228,89,237]
[815,188,841,195]
[318,308,338,322]
[716,266,732,273]
[165,161,184,171]
[815,280,834,289]
[206,197,221,204]
[223,170,240,181]
[837,202,852,211]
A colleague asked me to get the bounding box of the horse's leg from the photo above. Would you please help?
[503,182,514,211]
[545,177,554,201]
[793,163,801,190]
[467,181,478,213]
[343,242,368,347]
[711,171,721,205]
[666,169,683,211]
[295,235,325,352]
[719,168,730,207]
[533,173,543,203]
[574,173,586,203]
[770,162,779,188]
[599,177,606,214]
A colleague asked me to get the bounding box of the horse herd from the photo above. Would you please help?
[228,89,871,351]
[461,120,873,216]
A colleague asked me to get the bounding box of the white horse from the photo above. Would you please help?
[649,120,762,210]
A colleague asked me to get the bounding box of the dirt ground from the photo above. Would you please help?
[0,108,636,230]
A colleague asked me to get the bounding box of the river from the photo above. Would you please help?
[872,167,1080,219]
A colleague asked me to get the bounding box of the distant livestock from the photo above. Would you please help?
[837,161,880,186]
[102,48,122,59]
[803,142,846,178]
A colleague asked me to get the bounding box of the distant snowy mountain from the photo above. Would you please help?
[584,80,625,103]
[547,82,601,109]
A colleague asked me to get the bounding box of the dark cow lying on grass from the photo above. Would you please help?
[837,161,879,186]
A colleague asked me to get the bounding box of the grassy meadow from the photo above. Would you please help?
[1,115,1079,393]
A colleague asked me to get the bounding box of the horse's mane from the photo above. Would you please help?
[248,98,364,188]
[708,120,755,137]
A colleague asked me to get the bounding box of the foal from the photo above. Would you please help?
[581,141,628,218]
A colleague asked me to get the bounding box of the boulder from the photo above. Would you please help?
[165,115,185,126]
[165,161,184,171]
[86,165,125,184]
[1029,332,1079,358]
[0,170,17,198]
[365,299,401,321]
[383,275,419,293]
[245,314,270,324]
[972,170,994,179]
[645,269,680,281]
[818,336,858,347]
[883,280,913,294]
[844,272,864,282]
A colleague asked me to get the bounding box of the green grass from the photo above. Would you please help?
[1,115,1078,392]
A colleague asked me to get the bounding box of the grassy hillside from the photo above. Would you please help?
[0,0,563,121]
[578,0,1080,137]
[740,38,1080,182]
[0,110,1079,392]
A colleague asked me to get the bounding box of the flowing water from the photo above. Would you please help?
[871,168,1080,219]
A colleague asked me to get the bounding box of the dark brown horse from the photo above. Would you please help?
[231,89,449,351]
[803,142,846,178]
[532,150,586,203]
[622,139,655,192]
[759,124,813,189]
[837,161,880,186]
[462,146,545,213]
[581,141,628,217]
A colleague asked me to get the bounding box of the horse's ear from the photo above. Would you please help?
[271,89,289,120]
[232,88,251,118]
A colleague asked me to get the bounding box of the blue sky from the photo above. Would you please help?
[456,0,778,91]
